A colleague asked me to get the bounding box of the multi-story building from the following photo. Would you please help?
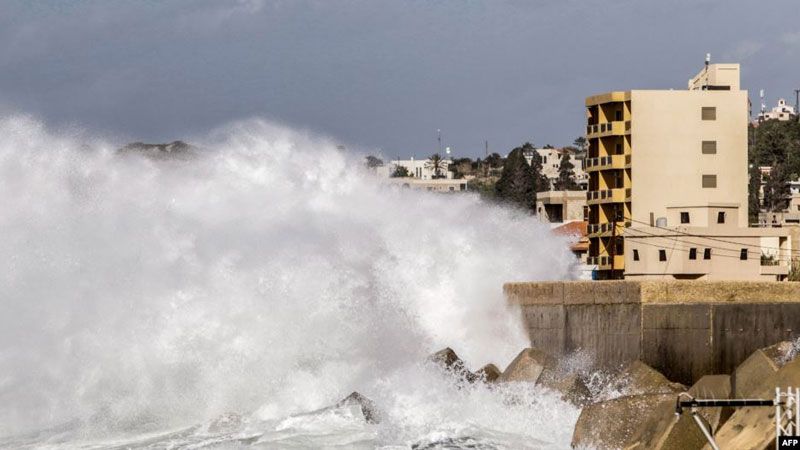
[585,63,791,281]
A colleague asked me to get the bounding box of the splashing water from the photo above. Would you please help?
[0,116,580,448]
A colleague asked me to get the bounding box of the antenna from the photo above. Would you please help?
[760,89,766,114]
[485,140,488,157]
[437,129,441,155]
[704,53,710,90]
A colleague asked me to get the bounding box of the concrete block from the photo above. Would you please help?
[498,348,555,383]
[571,393,674,450]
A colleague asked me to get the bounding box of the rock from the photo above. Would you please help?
[475,364,501,383]
[571,393,674,450]
[688,375,733,433]
[207,412,243,433]
[427,347,475,381]
[624,375,731,450]
[497,348,555,383]
[335,392,381,424]
[708,356,800,450]
[616,361,686,395]
[539,373,591,406]
[733,341,795,398]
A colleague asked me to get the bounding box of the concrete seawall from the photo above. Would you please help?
[505,280,800,384]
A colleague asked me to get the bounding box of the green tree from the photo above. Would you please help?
[523,143,550,192]
[495,146,537,212]
[763,164,791,212]
[390,165,410,177]
[753,120,800,174]
[364,155,383,168]
[553,153,579,190]
[573,136,587,153]
[748,164,762,224]
[425,153,446,179]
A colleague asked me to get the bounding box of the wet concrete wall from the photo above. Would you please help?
[506,280,800,384]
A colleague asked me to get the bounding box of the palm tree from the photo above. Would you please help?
[425,153,446,179]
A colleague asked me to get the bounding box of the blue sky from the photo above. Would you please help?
[0,0,798,158]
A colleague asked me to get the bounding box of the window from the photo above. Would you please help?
[615,143,622,154]
[615,110,623,121]
[702,175,717,188]
[702,141,717,154]
[717,211,726,224]
[702,107,717,120]
[633,249,640,261]
[659,249,667,261]
[680,212,690,224]
[689,248,697,260]
[543,156,547,164]
[704,248,712,260]
[740,249,748,260]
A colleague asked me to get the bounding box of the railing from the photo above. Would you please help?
[585,121,628,137]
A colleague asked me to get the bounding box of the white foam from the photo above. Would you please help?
[0,116,579,447]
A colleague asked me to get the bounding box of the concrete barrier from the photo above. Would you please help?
[505,280,800,384]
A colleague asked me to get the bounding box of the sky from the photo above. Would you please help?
[0,0,798,159]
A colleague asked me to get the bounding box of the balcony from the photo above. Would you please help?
[588,221,631,237]
[587,188,627,205]
[585,154,626,172]
[586,120,630,139]
[587,255,625,270]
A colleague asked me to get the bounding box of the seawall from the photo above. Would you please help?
[504,280,800,384]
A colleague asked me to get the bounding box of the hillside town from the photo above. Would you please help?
[366,60,800,282]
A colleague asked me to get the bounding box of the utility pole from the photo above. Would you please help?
[437,129,442,155]
[795,89,800,123]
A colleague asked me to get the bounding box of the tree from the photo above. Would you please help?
[748,164,762,224]
[553,152,579,190]
[573,136,588,153]
[425,153,446,179]
[753,120,800,174]
[365,155,383,168]
[495,146,536,213]
[523,142,550,192]
[390,165,410,177]
[763,164,791,212]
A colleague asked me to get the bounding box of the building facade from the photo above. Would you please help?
[376,158,454,180]
[536,190,587,223]
[757,98,797,122]
[585,63,790,280]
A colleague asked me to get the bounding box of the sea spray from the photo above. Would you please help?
[0,116,579,447]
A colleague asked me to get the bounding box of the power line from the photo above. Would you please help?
[621,215,798,257]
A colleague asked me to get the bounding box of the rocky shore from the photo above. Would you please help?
[423,340,800,449]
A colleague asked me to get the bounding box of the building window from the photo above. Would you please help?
[680,212,690,224]
[701,107,717,120]
[704,248,712,259]
[615,110,623,121]
[633,249,640,261]
[543,156,547,164]
[702,140,717,154]
[717,211,726,224]
[659,249,667,261]
[702,175,717,188]
[689,248,697,260]
[740,249,748,260]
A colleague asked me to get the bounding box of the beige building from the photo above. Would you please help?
[536,190,587,223]
[585,63,791,280]
[523,147,589,190]
[757,98,797,122]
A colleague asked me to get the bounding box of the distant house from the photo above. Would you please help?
[757,98,797,123]
[376,158,454,180]
[521,147,588,191]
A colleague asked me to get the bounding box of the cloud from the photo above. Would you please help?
[723,40,763,61]
[781,31,800,47]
